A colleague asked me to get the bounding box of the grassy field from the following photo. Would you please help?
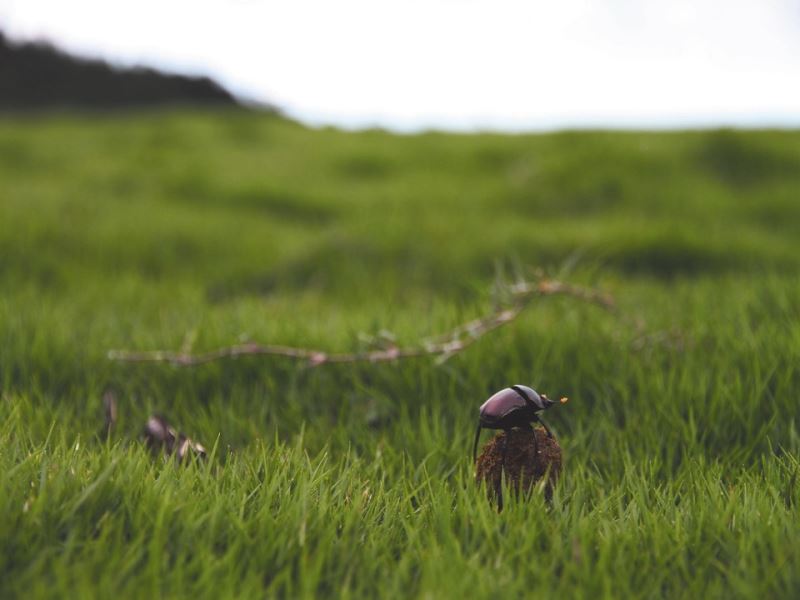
[2,109,800,598]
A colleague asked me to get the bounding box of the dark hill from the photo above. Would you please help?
[0,32,239,110]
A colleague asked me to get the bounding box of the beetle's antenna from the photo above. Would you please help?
[473,422,482,463]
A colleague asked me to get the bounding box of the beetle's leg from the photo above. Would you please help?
[537,415,554,438]
[472,422,483,463]
[523,422,539,456]
[498,430,510,512]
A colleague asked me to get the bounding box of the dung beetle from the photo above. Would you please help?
[472,385,567,463]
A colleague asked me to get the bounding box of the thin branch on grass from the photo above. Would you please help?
[107,277,613,368]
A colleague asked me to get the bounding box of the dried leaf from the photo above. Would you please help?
[143,414,206,462]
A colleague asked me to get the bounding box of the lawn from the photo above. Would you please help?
[1,109,799,598]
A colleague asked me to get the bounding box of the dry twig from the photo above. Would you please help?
[107,277,613,368]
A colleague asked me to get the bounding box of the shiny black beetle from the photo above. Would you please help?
[472,384,566,463]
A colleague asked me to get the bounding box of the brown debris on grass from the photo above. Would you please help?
[101,389,118,438]
[475,427,562,509]
[143,415,207,462]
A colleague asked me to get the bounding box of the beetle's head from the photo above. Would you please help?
[539,394,557,408]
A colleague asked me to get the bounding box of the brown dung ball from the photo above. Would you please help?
[475,427,562,507]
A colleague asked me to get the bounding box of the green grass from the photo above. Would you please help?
[2,108,800,598]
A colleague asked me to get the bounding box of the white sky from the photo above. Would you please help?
[2,0,800,131]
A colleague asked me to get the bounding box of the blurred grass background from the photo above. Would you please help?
[1,109,800,597]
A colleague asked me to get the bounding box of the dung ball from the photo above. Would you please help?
[475,427,562,506]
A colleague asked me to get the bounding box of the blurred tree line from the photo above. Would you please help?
[0,31,239,110]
